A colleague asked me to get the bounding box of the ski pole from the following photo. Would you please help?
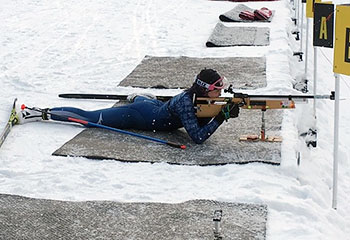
[22,105,186,149]
[67,117,186,149]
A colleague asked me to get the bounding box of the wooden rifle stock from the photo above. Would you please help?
[195,97,296,118]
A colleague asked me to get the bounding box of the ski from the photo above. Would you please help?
[0,98,19,148]
[58,93,173,102]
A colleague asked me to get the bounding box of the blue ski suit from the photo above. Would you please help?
[50,92,222,143]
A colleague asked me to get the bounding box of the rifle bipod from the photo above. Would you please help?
[239,109,283,142]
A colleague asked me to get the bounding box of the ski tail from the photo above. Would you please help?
[0,98,19,148]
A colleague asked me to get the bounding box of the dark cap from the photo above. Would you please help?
[197,69,221,84]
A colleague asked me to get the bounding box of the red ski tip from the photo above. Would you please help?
[21,104,26,110]
[180,145,186,149]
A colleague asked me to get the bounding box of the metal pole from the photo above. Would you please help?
[300,2,305,53]
[304,18,310,78]
[313,47,317,118]
[294,0,298,24]
[332,73,340,209]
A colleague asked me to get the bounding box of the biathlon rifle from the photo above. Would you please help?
[195,85,335,118]
[195,85,334,142]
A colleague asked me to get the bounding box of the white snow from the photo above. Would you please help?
[1,0,350,239]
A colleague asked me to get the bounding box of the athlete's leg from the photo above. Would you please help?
[50,107,99,123]
[49,106,148,129]
[49,99,175,131]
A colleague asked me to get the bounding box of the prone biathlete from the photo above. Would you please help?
[18,69,239,144]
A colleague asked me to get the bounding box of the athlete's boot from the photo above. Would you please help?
[16,104,49,124]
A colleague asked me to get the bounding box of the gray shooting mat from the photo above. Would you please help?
[0,194,268,240]
[118,56,266,89]
[206,22,270,47]
[219,4,275,22]
[53,106,283,165]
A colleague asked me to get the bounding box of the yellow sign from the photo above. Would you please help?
[306,0,322,18]
[333,5,350,75]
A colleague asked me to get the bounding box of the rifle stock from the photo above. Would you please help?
[195,97,296,118]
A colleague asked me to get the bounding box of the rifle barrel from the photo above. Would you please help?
[233,92,334,100]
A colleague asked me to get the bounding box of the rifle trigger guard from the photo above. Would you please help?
[237,98,245,107]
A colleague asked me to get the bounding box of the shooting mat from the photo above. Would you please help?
[206,23,270,47]
[219,4,275,22]
[53,106,283,165]
[118,56,266,89]
[0,194,267,240]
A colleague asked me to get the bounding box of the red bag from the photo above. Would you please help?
[239,11,255,20]
[254,7,272,20]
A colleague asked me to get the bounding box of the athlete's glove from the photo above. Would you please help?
[214,103,240,124]
[225,103,240,119]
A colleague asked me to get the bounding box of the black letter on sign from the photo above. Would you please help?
[346,28,350,63]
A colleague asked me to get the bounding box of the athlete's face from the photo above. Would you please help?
[207,89,221,98]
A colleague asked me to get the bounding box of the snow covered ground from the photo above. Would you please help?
[1,0,349,239]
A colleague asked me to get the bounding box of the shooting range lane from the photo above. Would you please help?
[53,54,281,165]
[53,105,283,165]
[0,194,267,240]
[118,56,267,89]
